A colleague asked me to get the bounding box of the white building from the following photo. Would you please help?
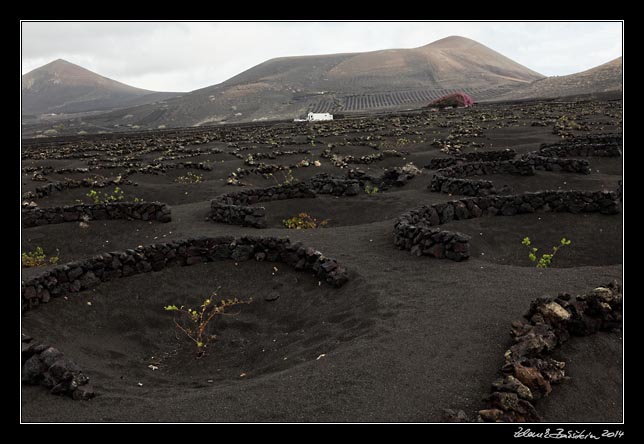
[306,112,333,121]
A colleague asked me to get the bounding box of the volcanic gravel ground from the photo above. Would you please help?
[21,100,623,422]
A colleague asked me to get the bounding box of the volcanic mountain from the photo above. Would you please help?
[21,59,181,116]
[219,35,543,94]
[22,36,542,135]
[492,57,622,102]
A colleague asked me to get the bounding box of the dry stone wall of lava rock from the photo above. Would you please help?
[21,236,349,313]
[393,190,620,261]
[22,202,172,227]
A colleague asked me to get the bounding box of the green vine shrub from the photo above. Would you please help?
[522,237,571,268]
[86,187,124,204]
[22,246,59,267]
[364,184,379,195]
[283,213,329,229]
[164,294,253,357]
[175,172,203,184]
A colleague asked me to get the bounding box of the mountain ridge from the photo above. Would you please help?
[22,59,182,115]
[491,57,622,101]
[21,36,621,138]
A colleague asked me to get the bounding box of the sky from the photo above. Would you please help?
[21,21,623,93]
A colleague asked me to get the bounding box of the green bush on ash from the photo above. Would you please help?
[283,212,329,229]
[270,169,298,186]
[175,171,203,184]
[22,246,59,267]
[164,293,253,357]
[364,184,379,195]
[86,186,143,204]
[86,186,124,204]
[522,237,571,268]
[396,137,411,147]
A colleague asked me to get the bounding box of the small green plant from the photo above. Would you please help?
[396,137,410,146]
[86,187,125,204]
[175,171,203,184]
[86,189,100,203]
[283,212,329,229]
[364,184,379,195]
[522,237,571,268]
[271,169,298,186]
[22,247,59,267]
[164,294,253,357]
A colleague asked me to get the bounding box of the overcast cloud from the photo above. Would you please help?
[21,21,623,92]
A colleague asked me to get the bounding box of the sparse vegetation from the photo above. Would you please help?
[175,171,203,184]
[86,186,143,204]
[283,212,329,229]
[22,246,59,268]
[164,293,253,356]
[271,169,298,186]
[522,237,572,268]
[86,187,124,204]
[396,137,410,146]
[364,184,379,195]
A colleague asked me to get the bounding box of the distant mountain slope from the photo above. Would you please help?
[23,36,555,136]
[220,35,543,93]
[491,57,622,101]
[174,35,544,123]
[57,35,542,132]
[21,59,181,115]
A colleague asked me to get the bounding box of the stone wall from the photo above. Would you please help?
[430,160,535,196]
[429,155,591,197]
[521,154,591,174]
[348,163,422,190]
[540,144,622,158]
[212,168,420,227]
[446,281,623,422]
[424,158,461,169]
[241,148,311,162]
[21,236,349,312]
[308,173,362,196]
[210,183,317,228]
[124,161,212,176]
[394,190,620,261]
[22,334,95,400]
[321,148,404,167]
[539,133,622,158]
[22,176,136,200]
[22,202,172,227]
[227,159,318,184]
[425,149,518,170]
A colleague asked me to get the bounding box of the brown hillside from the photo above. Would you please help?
[22,59,181,115]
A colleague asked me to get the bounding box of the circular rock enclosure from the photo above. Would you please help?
[22,236,351,398]
[393,190,620,261]
[22,236,349,312]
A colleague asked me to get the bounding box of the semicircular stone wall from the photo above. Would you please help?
[429,155,591,197]
[21,236,350,312]
[210,167,419,228]
[393,190,620,261]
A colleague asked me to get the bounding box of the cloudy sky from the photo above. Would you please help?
[21,21,623,92]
